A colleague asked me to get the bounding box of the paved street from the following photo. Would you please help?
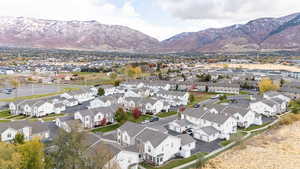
[192,139,222,154]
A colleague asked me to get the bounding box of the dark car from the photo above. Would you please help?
[193,104,200,108]
[150,117,159,122]
[183,128,193,136]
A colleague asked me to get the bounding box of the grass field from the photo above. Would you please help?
[127,112,152,123]
[157,111,178,118]
[0,110,11,118]
[188,92,214,107]
[91,123,123,133]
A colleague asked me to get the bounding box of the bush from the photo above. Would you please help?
[132,108,142,119]
[97,88,105,96]
[115,108,127,123]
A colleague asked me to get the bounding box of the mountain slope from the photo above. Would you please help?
[161,13,300,53]
[0,16,159,52]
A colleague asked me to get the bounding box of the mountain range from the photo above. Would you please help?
[1,12,300,53]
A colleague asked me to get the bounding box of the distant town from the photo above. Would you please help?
[1,48,300,169]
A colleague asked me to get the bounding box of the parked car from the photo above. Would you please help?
[193,104,200,108]
[150,117,159,122]
[183,128,193,136]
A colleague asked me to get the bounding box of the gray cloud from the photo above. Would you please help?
[158,0,300,22]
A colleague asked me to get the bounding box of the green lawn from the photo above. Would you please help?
[219,131,247,147]
[91,123,123,133]
[0,110,11,118]
[6,115,23,119]
[188,92,214,107]
[0,119,11,123]
[157,111,178,118]
[239,91,251,95]
[141,152,207,169]
[127,113,152,123]
[242,122,271,132]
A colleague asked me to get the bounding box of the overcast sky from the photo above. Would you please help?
[0,0,299,40]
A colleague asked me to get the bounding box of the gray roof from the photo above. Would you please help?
[178,134,195,146]
[183,108,208,118]
[199,126,219,135]
[0,121,49,134]
[136,128,169,148]
[77,105,118,117]
[264,91,281,97]
[202,112,232,125]
[261,99,277,107]
[118,122,145,137]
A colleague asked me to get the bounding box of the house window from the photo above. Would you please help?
[7,133,11,138]
[148,146,151,153]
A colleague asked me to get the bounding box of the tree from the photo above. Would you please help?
[0,142,23,169]
[115,108,127,123]
[258,78,279,93]
[100,118,107,126]
[47,129,117,169]
[219,95,227,101]
[189,94,195,104]
[18,138,46,169]
[97,88,105,96]
[13,133,25,145]
[114,80,121,87]
[280,79,285,87]
[132,108,142,119]
[10,78,20,99]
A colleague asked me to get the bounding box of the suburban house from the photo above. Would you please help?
[169,106,242,141]
[56,115,82,132]
[74,105,118,128]
[207,83,240,94]
[61,88,96,103]
[9,99,57,117]
[122,97,165,114]
[135,128,181,166]
[178,134,196,158]
[155,90,189,105]
[88,96,117,109]
[63,98,79,107]
[0,121,50,142]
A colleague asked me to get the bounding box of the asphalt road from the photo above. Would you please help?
[0,84,61,99]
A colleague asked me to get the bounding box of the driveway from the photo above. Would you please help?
[192,139,222,154]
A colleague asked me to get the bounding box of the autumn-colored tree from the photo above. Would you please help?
[100,118,107,126]
[258,78,279,93]
[114,80,121,87]
[125,66,142,79]
[0,142,23,169]
[115,108,128,123]
[10,77,20,99]
[132,108,142,119]
[18,138,46,169]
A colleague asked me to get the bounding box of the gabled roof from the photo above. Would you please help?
[118,121,145,138]
[183,108,208,118]
[77,105,118,117]
[198,126,219,135]
[178,134,195,146]
[0,121,49,134]
[136,128,169,148]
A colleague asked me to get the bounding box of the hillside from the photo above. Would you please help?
[161,13,300,53]
[0,16,159,53]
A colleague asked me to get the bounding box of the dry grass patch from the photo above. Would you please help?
[201,121,300,169]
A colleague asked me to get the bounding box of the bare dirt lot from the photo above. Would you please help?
[202,121,300,169]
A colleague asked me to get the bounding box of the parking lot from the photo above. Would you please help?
[0,84,61,99]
